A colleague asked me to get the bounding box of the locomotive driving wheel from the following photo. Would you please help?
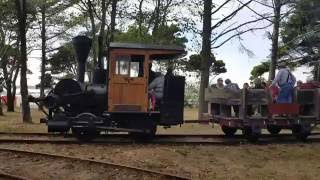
[72,128,97,142]
[72,113,99,142]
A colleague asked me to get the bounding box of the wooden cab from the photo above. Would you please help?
[108,43,185,113]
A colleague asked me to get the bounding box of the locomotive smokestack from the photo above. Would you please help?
[72,36,92,83]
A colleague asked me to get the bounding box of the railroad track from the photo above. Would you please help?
[0,132,320,145]
[0,171,27,180]
[0,147,190,180]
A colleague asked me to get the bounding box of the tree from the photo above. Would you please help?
[77,0,118,69]
[16,0,32,122]
[269,0,281,81]
[198,0,212,119]
[281,0,320,80]
[36,73,54,89]
[180,54,227,78]
[48,43,78,79]
[35,0,84,107]
[0,45,20,112]
[240,0,295,80]
[0,84,3,116]
[0,1,20,112]
[250,61,270,80]
[185,0,279,119]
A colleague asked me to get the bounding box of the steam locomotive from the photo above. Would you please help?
[30,36,186,140]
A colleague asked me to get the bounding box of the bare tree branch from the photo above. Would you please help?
[213,23,272,48]
[212,15,274,44]
[236,0,273,23]
[211,0,254,30]
[252,0,274,8]
[211,0,232,15]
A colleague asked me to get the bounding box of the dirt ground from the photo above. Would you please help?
[0,108,320,179]
[0,151,168,180]
[0,143,320,180]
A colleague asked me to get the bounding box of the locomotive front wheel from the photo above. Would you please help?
[72,128,98,142]
[267,125,282,135]
[292,124,311,141]
[221,126,237,137]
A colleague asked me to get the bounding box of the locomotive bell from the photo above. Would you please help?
[72,36,92,83]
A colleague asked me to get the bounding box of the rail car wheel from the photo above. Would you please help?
[292,123,311,141]
[267,125,282,135]
[243,126,261,143]
[221,126,237,137]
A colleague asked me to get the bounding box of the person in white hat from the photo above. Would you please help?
[270,61,296,103]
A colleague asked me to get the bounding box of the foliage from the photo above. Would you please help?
[184,83,199,107]
[48,43,77,79]
[281,0,320,79]
[180,54,226,77]
[114,25,153,44]
[36,73,54,89]
[114,24,187,47]
[250,61,270,80]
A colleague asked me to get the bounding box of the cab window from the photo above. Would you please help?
[115,55,144,77]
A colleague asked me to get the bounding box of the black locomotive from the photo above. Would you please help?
[30,36,186,140]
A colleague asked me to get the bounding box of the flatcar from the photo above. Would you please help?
[205,86,320,141]
[30,36,186,140]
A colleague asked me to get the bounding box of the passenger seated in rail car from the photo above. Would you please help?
[270,62,296,103]
[224,79,240,116]
[243,83,254,116]
[211,78,224,89]
[148,68,174,110]
[211,78,224,115]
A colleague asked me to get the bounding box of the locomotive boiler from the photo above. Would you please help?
[30,36,186,140]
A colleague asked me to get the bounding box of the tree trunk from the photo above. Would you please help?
[6,82,14,112]
[11,65,20,112]
[88,0,97,67]
[268,0,281,81]
[109,0,117,43]
[98,0,107,68]
[151,0,161,42]
[198,0,212,119]
[40,2,46,109]
[0,98,3,116]
[16,0,32,123]
[105,0,117,60]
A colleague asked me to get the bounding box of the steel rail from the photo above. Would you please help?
[0,147,190,180]
[0,133,319,145]
[0,171,27,180]
[0,132,319,137]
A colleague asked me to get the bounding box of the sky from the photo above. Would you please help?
[23,0,311,87]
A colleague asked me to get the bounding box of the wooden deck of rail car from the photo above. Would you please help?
[205,87,320,141]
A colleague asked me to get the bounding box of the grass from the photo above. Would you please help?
[0,108,47,133]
